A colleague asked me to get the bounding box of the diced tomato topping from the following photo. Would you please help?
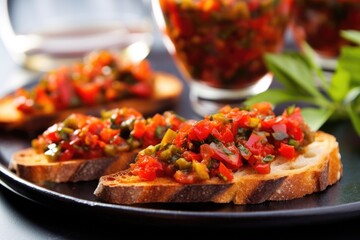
[173,122,192,147]
[57,149,75,162]
[278,143,295,159]
[211,125,234,143]
[129,82,152,98]
[74,82,100,105]
[253,162,271,174]
[234,114,251,128]
[52,67,73,109]
[32,108,186,163]
[87,121,105,135]
[174,171,196,184]
[210,142,242,169]
[189,120,214,141]
[183,151,202,162]
[260,117,277,130]
[284,107,303,122]
[272,123,287,134]
[131,60,152,82]
[286,120,304,141]
[200,144,215,162]
[250,102,273,116]
[245,133,261,149]
[132,120,146,139]
[43,125,61,142]
[218,162,234,182]
[100,128,120,143]
[128,102,311,183]
[131,155,163,181]
[15,97,34,113]
[33,100,311,184]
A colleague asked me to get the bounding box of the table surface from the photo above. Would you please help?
[1,10,360,240]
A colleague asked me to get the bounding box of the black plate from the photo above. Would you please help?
[1,120,360,228]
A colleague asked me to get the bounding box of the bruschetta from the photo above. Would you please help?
[9,107,188,184]
[94,102,343,205]
[0,50,183,134]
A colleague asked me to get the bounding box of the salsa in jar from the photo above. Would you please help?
[292,0,360,58]
[156,0,293,89]
[130,102,315,184]
[31,107,186,162]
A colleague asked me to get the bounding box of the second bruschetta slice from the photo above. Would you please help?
[9,107,187,184]
[0,50,183,134]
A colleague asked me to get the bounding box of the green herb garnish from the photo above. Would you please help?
[244,30,360,137]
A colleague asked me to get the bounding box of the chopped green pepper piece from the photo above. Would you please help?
[161,128,178,144]
[175,158,192,170]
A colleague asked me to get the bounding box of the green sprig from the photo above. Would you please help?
[244,30,360,136]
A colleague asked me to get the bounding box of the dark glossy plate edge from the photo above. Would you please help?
[1,159,360,228]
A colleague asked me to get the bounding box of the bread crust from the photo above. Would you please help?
[9,148,139,184]
[94,131,343,205]
[0,72,182,133]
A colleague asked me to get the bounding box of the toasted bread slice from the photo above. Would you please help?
[94,131,342,205]
[9,148,140,184]
[0,72,182,133]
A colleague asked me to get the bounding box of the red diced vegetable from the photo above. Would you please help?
[218,162,233,182]
[278,143,295,159]
[131,155,163,181]
[210,142,242,169]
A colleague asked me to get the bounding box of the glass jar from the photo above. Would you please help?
[152,0,293,116]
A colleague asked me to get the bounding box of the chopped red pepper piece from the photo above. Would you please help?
[210,142,242,169]
[131,155,163,181]
[218,162,233,182]
[278,143,296,159]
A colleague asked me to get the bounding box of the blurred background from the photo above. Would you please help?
[2,0,163,68]
[0,0,167,96]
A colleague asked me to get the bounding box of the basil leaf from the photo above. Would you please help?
[264,53,324,99]
[301,42,319,69]
[341,30,360,45]
[301,107,334,132]
[264,58,300,92]
[301,42,329,90]
[243,30,360,137]
[344,87,360,104]
[329,65,350,103]
[337,46,360,83]
[243,89,314,107]
[346,103,360,136]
